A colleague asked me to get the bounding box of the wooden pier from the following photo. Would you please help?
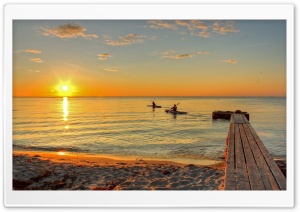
[223,113,286,190]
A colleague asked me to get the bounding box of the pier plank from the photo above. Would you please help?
[234,124,250,190]
[243,124,278,190]
[247,124,286,190]
[224,117,236,190]
[238,124,265,190]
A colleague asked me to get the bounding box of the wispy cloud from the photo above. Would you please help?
[41,23,98,39]
[197,51,210,55]
[175,20,208,31]
[28,69,40,73]
[161,51,194,59]
[30,58,43,63]
[198,30,211,38]
[175,20,189,27]
[190,20,209,30]
[213,21,239,34]
[97,53,111,61]
[105,33,148,46]
[161,50,210,59]
[23,49,42,54]
[165,54,194,59]
[148,20,176,30]
[161,50,177,55]
[150,20,238,38]
[104,68,119,72]
[221,59,237,64]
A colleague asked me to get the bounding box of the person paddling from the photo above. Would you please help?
[152,101,156,107]
[171,104,177,112]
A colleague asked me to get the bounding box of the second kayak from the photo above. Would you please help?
[165,109,188,114]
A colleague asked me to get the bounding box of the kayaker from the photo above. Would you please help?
[171,104,177,111]
[152,101,156,107]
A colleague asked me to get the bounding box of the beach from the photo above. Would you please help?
[13,151,225,190]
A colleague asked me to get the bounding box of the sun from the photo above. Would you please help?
[62,85,68,91]
[55,80,77,97]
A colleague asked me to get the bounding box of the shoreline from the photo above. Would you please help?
[13,150,225,190]
[12,149,224,166]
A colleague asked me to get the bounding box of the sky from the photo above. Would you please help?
[13,20,286,97]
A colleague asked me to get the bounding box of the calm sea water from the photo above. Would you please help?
[13,97,286,164]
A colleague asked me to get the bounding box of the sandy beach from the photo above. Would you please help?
[13,151,225,190]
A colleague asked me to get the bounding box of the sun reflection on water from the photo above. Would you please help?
[63,97,69,129]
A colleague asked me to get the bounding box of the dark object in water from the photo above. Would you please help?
[212,110,249,120]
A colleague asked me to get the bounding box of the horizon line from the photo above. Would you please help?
[12,95,286,98]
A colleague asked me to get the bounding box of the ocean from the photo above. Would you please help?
[13,97,286,165]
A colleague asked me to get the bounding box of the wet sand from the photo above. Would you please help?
[13,151,225,190]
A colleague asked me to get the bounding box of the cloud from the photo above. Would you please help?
[168,20,239,38]
[148,20,176,30]
[160,50,210,59]
[161,50,177,55]
[213,21,239,34]
[23,49,42,54]
[175,20,190,27]
[161,51,194,59]
[105,33,147,46]
[30,58,43,63]
[189,20,209,30]
[41,23,98,39]
[221,59,237,64]
[28,70,40,73]
[97,53,111,61]
[197,51,210,55]
[104,68,119,72]
[176,20,208,31]
[198,30,211,38]
[175,20,210,38]
[166,54,194,59]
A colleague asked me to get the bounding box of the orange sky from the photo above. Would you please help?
[13,20,286,97]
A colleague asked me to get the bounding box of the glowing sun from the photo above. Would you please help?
[62,85,68,91]
[55,80,76,97]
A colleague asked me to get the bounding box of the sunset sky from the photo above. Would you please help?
[13,20,286,97]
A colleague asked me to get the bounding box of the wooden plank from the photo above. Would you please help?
[238,124,265,190]
[234,124,251,190]
[247,124,286,190]
[224,116,236,190]
[234,113,247,124]
[243,124,277,190]
[234,114,240,123]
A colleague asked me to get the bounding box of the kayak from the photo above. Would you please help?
[165,109,188,114]
[147,105,162,108]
